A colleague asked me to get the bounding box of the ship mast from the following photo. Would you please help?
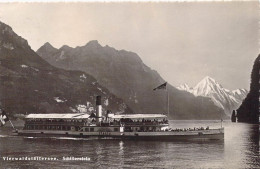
[166,85,169,117]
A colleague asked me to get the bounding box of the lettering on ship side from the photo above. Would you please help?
[99,132,111,136]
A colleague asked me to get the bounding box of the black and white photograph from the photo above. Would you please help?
[0,0,259,168]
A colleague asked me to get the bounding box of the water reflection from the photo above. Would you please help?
[118,141,124,167]
[224,123,260,169]
[245,125,259,168]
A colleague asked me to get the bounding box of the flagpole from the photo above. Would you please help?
[167,85,169,117]
[153,82,168,116]
[9,120,16,130]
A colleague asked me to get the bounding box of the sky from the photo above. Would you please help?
[0,2,259,90]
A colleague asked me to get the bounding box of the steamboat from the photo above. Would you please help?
[14,96,224,141]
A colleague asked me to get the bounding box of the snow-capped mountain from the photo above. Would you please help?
[177,76,248,116]
[177,84,192,93]
[232,89,248,101]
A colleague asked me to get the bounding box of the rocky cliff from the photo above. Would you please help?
[236,54,260,123]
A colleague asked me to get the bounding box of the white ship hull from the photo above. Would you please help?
[15,128,224,141]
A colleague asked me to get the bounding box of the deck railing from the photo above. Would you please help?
[25,121,84,126]
[25,121,168,126]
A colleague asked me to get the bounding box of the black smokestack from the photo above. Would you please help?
[96,96,101,106]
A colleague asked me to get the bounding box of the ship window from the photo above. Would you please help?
[62,126,66,130]
[67,126,71,130]
[85,128,89,132]
[90,128,94,132]
[114,128,118,132]
[125,127,131,132]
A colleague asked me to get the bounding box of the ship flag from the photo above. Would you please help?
[153,82,167,91]
[0,110,9,126]
[153,82,170,116]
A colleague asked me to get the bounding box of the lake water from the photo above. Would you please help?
[0,120,259,169]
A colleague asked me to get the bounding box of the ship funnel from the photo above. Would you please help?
[96,96,102,124]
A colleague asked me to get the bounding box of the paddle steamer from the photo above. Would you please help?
[15,96,224,141]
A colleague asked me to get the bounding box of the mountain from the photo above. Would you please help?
[232,89,248,101]
[177,76,248,115]
[236,54,259,123]
[37,41,227,120]
[0,21,131,116]
[177,84,192,93]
